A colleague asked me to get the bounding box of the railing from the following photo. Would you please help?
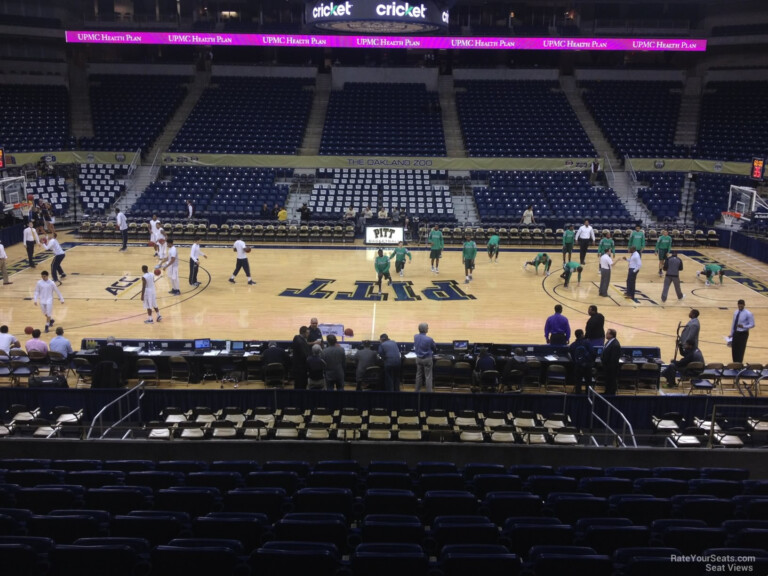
[148,148,162,183]
[86,381,147,440]
[126,147,141,180]
[625,156,638,184]
[587,386,637,447]
[603,154,615,189]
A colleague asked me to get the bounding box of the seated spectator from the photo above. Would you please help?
[306,344,326,389]
[344,206,356,221]
[25,329,49,354]
[472,347,497,388]
[377,206,389,219]
[662,340,704,388]
[390,206,401,224]
[49,326,74,358]
[502,347,528,389]
[261,341,288,368]
[277,206,288,221]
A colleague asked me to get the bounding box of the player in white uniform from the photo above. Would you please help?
[33,270,64,333]
[149,215,161,256]
[228,236,255,285]
[162,238,181,295]
[140,265,162,323]
[156,227,168,261]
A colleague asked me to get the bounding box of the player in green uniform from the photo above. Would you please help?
[524,252,552,276]
[561,261,584,287]
[428,224,444,273]
[654,229,673,276]
[698,263,724,285]
[462,236,478,284]
[389,241,412,277]
[487,233,500,263]
[597,231,615,256]
[562,225,575,263]
[627,224,646,255]
[374,248,392,296]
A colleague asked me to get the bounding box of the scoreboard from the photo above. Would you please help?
[751,157,765,181]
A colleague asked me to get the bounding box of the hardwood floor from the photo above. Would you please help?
[1,230,766,370]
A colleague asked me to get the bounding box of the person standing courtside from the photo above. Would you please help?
[585,305,606,348]
[679,309,700,354]
[162,238,181,296]
[378,333,402,392]
[189,237,207,287]
[414,322,436,392]
[545,304,571,345]
[115,207,128,251]
[291,326,311,390]
[599,249,614,297]
[601,329,621,394]
[729,299,755,363]
[322,334,347,391]
[23,221,39,267]
[0,239,12,285]
[355,341,378,391]
[575,220,595,265]
[660,250,684,303]
[228,235,255,285]
[623,246,642,300]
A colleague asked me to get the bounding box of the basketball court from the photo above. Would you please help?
[2,229,766,366]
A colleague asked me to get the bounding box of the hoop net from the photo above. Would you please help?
[722,211,741,227]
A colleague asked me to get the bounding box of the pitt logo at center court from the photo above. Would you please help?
[280,278,476,301]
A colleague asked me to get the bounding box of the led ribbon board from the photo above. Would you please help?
[306,0,449,33]
[65,31,707,51]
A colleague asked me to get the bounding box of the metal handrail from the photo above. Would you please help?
[86,381,147,439]
[625,156,638,184]
[126,147,141,179]
[587,386,637,447]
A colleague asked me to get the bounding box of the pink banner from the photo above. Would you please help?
[65,30,707,51]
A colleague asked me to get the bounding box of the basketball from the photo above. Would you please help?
[24,326,34,335]
[344,328,354,337]
[148,241,156,248]
[154,268,162,276]
[158,238,166,245]
[245,247,252,253]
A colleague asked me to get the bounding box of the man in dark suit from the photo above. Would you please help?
[601,328,621,395]
[291,326,311,390]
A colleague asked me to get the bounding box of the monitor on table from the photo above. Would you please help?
[194,339,211,351]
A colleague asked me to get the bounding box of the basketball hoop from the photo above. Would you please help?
[721,211,741,227]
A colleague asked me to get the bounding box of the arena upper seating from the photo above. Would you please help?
[691,173,754,226]
[169,77,314,155]
[320,83,446,157]
[309,168,454,222]
[582,81,687,159]
[77,163,128,215]
[636,171,685,222]
[0,84,73,152]
[25,176,69,217]
[456,80,595,158]
[79,75,188,152]
[471,170,633,226]
[129,166,290,223]
[696,82,768,162]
